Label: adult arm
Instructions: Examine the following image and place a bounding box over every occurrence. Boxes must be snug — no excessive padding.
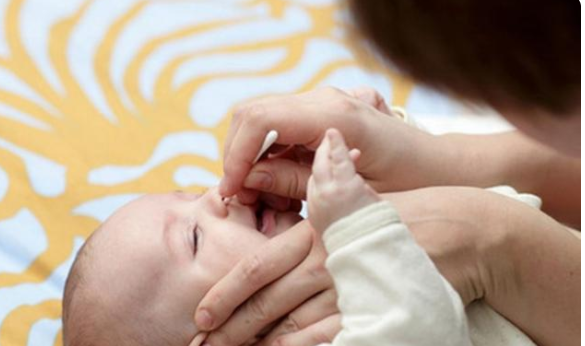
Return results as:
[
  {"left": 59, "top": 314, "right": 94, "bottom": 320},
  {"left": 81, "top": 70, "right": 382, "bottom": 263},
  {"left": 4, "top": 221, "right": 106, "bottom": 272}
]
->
[
  {"left": 195, "top": 186, "right": 580, "bottom": 346},
  {"left": 247, "top": 130, "right": 580, "bottom": 228},
  {"left": 384, "top": 187, "right": 581, "bottom": 346},
  {"left": 437, "top": 131, "right": 581, "bottom": 228},
  {"left": 220, "top": 88, "right": 580, "bottom": 226},
  {"left": 219, "top": 87, "right": 440, "bottom": 200}
]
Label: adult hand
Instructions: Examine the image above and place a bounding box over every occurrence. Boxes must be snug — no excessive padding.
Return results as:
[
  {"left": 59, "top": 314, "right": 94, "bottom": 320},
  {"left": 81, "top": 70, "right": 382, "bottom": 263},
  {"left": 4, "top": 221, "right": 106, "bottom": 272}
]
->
[
  {"left": 264, "top": 186, "right": 579, "bottom": 346},
  {"left": 192, "top": 184, "right": 497, "bottom": 346},
  {"left": 380, "top": 187, "right": 503, "bottom": 305},
  {"left": 258, "top": 187, "right": 501, "bottom": 346},
  {"left": 254, "top": 312, "right": 341, "bottom": 346},
  {"left": 194, "top": 220, "right": 338, "bottom": 346},
  {"left": 382, "top": 186, "right": 580, "bottom": 346},
  {"left": 220, "top": 87, "right": 443, "bottom": 203},
  {"left": 258, "top": 187, "right": 497, "bottom": 346},
  {"left": 194, "top": 184, "right": 579, "bottom": 346}
]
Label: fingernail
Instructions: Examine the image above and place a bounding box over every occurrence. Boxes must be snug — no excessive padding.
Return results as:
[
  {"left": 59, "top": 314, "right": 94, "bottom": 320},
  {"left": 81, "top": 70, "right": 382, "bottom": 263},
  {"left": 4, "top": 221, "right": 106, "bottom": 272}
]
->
[
  {"left": 196, "top": 309, "right": 214, "bottom": 330},
  {"left": 328, "top": 130, "right": 337, "bottom": 142},
  {"left": 245, "top": 171, "right": 273, "bottom": 190}
]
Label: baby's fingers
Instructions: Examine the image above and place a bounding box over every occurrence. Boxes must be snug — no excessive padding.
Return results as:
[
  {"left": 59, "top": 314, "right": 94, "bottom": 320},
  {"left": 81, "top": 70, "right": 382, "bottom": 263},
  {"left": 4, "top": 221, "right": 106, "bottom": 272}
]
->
[
  {"left": 326, "top": 129, "right": 356, "bottom": 182},
  {"left": 311, "top": 132, "right": 332, "bottom": 185},
  {"left": 348, "top": 148, "right": 361, "bottom": 164}
]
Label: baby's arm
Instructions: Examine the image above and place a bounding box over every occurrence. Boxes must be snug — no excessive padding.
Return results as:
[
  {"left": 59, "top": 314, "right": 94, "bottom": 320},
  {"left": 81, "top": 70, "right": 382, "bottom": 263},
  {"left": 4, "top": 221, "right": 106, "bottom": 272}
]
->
[{"left": 308, "top": 129, "right": 473, "bottom": 346}]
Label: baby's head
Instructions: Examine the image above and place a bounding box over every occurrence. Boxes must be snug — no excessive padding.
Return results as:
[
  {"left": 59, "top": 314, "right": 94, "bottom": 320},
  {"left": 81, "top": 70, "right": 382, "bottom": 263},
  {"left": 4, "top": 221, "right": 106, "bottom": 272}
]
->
[{"left": 62, "top": 188, "right": 302, "bottom": 346}]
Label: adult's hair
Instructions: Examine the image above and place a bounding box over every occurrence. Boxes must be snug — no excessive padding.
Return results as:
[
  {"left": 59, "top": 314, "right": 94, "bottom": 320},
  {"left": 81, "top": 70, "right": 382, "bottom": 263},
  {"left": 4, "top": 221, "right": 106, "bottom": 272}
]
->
[{"left": 349, "top": 0, "right": 580, "bottom": 115}]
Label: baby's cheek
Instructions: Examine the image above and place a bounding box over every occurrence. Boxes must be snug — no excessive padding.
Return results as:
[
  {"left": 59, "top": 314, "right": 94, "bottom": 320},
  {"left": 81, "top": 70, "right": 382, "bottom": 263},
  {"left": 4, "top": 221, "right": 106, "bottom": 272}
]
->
[
  {"left": 191, "top": 225, "right": 270, "bottom": 292},
  {"left": 193, "top": 239, "right": 248, "bottom": 284},
  {"left": 188, "top": 260, "right": 223, "bottom": 302},
  {"left": 224, "top": 233, "right": 267, "bottom": 263}
]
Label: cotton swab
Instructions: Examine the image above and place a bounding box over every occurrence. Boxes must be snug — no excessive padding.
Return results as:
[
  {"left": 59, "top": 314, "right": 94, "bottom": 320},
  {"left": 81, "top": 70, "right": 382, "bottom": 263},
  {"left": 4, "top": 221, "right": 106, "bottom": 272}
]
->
[{"left": 253, "top": 130, "right": 279, "bottom": 164}]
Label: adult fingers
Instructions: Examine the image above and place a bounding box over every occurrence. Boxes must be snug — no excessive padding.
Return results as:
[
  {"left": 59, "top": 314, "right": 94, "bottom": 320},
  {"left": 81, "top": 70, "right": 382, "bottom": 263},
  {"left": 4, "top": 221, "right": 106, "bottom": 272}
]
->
[
  {"left": 223, "top": 103, "right": 245, "bottom": 170},
  {"left": 291, "top": 145, "right": 314, "bottom": 166},
  {"left": 272, "top": 314, "right": 342, "bottom": 346},
  {"left": 237, "top": 188, "right": 261, "bottom": 205},
  {"left": 256, "top": 289, "right": 338, "bottom": 346},
  {"left": 223, "top": 95, "right": 285, "bottom": 171},
  {"left": 194, "top": 222, "right": 314, "bottom": 331},
  {"left": 347, "top": 86, "right": 392, "bottom": 115},
  {"left": 221, "top": 87, "right": 367, "bottom": 198},
  {"left": 203, "top": 241, "right": 332, "bottom": 346},
  {"left": 221, "top": 112, "right": 270, "bottom": 197},
  {"left": 257, "top": 193, "right": 303, "bottom": 213},
  {"left": 220, "top": 96, "right": 323, "bottom": 198},
  {"left": 258, "top": 193, "right": 292, "bottom": 212},
  {"left": 244, "top": 159, "right": 312, "bottom": 200}
]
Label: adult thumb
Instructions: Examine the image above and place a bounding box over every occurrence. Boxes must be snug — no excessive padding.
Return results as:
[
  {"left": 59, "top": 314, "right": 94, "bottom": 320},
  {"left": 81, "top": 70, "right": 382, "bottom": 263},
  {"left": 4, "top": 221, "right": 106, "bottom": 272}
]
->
[{"left": 244, "top": 159, "right": 311, "bottom": 200}]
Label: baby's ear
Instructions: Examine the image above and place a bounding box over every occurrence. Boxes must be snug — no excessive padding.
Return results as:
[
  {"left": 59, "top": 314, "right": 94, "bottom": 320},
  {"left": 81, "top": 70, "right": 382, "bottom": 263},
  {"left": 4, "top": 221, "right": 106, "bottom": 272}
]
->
[{"left": 188, "top": 332, "right": 207, "bottom": 346}]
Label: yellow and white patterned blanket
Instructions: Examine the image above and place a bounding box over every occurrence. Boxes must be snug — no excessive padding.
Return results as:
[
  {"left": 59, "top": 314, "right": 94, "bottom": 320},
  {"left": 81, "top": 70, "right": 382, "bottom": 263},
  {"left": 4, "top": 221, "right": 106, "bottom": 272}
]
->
[{"left": 0, "top": 0, "right": 466, "bottom": 345}]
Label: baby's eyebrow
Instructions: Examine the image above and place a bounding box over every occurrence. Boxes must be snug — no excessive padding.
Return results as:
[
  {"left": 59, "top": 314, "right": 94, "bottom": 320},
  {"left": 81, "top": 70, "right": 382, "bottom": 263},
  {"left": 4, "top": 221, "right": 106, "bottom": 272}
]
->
[{"left": 172, "top": 190, "right": 204, "bottom": 201}]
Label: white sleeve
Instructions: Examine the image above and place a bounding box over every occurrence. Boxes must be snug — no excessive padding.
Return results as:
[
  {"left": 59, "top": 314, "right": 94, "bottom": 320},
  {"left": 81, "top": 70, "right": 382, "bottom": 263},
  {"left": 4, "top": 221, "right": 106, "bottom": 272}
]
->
[{"left": 318, "top": 201, "right": 473, "bottom": 346}]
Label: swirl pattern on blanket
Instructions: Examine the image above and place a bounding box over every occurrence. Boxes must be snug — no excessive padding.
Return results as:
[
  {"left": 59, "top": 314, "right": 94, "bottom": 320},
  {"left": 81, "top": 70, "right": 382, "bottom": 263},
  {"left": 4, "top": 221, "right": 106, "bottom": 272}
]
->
[{"left": 0, "top": 0, "right": 417, "bottom": 344}]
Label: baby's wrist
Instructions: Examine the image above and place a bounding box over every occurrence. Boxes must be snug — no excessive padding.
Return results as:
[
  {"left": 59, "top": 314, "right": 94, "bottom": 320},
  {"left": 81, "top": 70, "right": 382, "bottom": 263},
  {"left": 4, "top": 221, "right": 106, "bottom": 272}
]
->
[{"left": 323, "top": 201, "right": 399, "bottom": 253}]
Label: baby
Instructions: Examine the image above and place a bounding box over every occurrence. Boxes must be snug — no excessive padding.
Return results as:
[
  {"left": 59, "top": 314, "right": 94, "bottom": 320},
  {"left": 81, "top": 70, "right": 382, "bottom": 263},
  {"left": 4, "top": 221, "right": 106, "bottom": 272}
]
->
[
  {"left": 62, "top": 185, "right": 305, "bottom": 345},
  {"left": 63, "top": 129, "right": 534, "bottom": 346}
]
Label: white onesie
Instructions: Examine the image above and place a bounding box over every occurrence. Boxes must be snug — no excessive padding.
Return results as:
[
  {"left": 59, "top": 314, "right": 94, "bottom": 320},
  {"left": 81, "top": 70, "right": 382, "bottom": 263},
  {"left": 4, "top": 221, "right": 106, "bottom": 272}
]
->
[{"left": 317, "top": 189, "right": 538, "bottom": 346}]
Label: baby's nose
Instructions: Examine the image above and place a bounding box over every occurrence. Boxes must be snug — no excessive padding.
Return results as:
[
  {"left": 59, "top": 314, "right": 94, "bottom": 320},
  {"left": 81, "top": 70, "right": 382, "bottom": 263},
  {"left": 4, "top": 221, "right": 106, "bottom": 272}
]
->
[{"left": 205, "top": 188, "right": 229, "bottom": 217}]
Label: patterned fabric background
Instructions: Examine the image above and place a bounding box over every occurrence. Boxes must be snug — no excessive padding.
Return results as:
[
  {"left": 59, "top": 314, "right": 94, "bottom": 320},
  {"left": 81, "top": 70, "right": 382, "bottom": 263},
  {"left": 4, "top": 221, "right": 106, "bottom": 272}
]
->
[{"left": 0, "top": 0, "right": 469, "bottom": 345}]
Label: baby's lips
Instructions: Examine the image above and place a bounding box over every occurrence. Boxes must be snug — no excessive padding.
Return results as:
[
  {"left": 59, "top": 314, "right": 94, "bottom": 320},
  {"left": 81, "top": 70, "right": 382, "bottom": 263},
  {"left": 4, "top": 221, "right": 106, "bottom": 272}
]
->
[{"left": 188, "top": 332, "right": 208, "bottom": 346}]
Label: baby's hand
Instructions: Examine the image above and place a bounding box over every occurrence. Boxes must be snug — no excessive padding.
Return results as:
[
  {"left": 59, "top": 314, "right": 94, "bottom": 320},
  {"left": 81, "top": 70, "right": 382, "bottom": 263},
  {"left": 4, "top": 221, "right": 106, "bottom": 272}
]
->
[{"left": 308, "top": 128, "right": 380, "bottom": 233}]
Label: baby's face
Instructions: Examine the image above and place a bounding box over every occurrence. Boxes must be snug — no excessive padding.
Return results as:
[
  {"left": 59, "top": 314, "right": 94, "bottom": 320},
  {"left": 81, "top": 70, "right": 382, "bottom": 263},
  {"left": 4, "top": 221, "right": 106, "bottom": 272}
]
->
[{"left": 85, "top": 188, "right": 302, "bottom": 344}]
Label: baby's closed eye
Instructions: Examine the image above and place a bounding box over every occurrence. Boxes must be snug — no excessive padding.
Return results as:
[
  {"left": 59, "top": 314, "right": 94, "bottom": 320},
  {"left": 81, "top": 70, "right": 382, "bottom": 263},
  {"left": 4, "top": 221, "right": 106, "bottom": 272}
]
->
[{"left": 193, "top": 225, "right": 201, "bottom": 255}]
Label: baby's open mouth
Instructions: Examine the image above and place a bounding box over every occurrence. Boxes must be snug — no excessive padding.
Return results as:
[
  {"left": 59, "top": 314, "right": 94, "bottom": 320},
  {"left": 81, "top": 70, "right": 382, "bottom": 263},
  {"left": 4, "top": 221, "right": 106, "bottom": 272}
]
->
[{"left": 255, "top": 203, "right": 276, "bottom": 236}]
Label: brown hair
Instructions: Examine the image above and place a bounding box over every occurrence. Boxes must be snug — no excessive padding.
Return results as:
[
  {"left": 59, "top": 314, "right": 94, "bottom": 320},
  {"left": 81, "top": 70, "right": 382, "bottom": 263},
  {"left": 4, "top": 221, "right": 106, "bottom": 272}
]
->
[
  {"left": 62, "top": 239, "right": 101, "bottom": 346},
  {"left": 62, "top": 234, "right": 177, "bottom": 346},
  {"left": 349, "top": 0, "right": 580, "bottom": 115}
]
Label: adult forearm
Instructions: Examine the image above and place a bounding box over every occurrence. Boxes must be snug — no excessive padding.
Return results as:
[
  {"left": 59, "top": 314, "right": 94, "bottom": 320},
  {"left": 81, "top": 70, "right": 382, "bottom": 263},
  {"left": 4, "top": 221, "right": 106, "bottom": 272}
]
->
[
  {"left": 483, "top": 204, "right": 581, "bottom": 346},
  {"left": 437, "top": 131, "right": 580, "bottom": 227}
]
